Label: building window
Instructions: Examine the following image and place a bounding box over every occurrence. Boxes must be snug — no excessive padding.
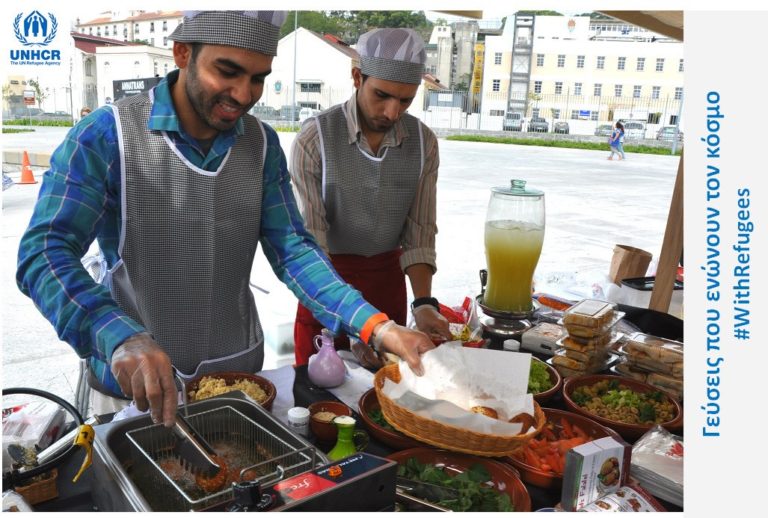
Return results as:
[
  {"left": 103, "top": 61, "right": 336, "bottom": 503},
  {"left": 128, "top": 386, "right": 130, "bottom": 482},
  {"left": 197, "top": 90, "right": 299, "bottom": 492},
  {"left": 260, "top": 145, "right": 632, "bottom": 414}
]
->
[
  {"left": 554, "top": 82, "right": 563, "bottom": 94},
  {"left": 674, "top": 87, "right": 683, "bottom": 100},
  {"left": 594, "top": 83, "right": 602, "bottom": 97},
  {"left": 536, "top": 54, "right": 544, "bottom": 67},
  {"left": 134, "top": 23, "right": 140, "bottom": 34},
  {"left": 490, "top": 109, "right": 505, "bottom": 116},
  {"left": 89, "top": 27, "right": 93, "bottom": 35},
  {"left": 597, "top": 56, "right": 605, "bottom": 69},
  {"left": 670, "top": 115, "right": 679, "bottom": 125},
  {"left": 617, "top": 57, "right": 626, "bottom": 70},
  {"left": 300, "top": 82, "right": 322, "bottom": 93},
  {"left": 577, "top": 55, "right": 585, "bottom": 68},
  {"left": 678, "top": 58, "right": 684, "bottom": 72},
  {"left": 655, "top": 58, "right": 664, "bottom": 72},
  {"left": 633, "top": 85, "right": 642, "bottom": 98},
  {"left": 574, "top": 82, "right": 582, "bottom": 96},
  {"left": 652, "top": 86, "right": 661, "bottom": 99},
  {"left": 534, "top": 81, "right": 542, "bottom": 94},
  {"left": 532, "top": 108, "right": 540, "bottom": 118},
  {"left": 113, "top": 25, "right": 117, "bottom": 33},
  {"left": 591, "top": 112, "right": 599, "bottom": 121},
  {"left": 494, "top": 52, "right": 502, "bottom": 65},
  {"left": 552, "top": 109, "right": 560, "bottom": 119},
  {"left": 163, "top": 37, "right": 168, "bottom": 46},
  {"left": 150, "top": 22, "right": 155, "bottom": 33},
  {"left": 96, "top": 28, "right": 101, "bottom": 36},
  {"left": 636, "top": 57, "right": 645, "bottom": 71},
  {"left": 163, "top": 20, "right": 168, "bottom": 32},
  {"left": 123, "top": 27, "right": 128, "bottom": 37},
  {"left": 153, "top": 61, "right": 158, "bottom": 75},
  {"left": 614, "top": 84, "right": 623, "bottom": 97},
  {"left": 104, "top": 27, "right": 109, "bottom": 36},
  {"left": 571, "top": 109, "right": 580, "bottom": 119},
  {"left": 557, "top": 54, "right": 565, "bottom": 67},
  {"left": 85, "top": 59, "right": 92, "bottom": 77}
]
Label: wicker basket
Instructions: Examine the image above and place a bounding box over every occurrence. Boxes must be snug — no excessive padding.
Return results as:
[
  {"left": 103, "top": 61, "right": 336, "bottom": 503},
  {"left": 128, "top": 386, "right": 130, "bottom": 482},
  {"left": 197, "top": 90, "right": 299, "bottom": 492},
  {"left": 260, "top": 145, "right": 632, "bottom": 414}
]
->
[
  {"left": 374, "top": 363, "right": 545, "bottom": 457},
  {"left": 14, "top": 468, "right": 58, "bottom": 505}
]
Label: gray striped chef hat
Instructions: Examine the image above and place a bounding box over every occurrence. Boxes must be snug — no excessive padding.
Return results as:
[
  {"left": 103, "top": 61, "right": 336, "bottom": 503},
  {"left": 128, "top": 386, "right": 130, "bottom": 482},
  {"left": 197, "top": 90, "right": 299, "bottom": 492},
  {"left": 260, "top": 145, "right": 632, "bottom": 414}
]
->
[
  {"left": 356, "top": 28, "right": 426, "bottom": 85},
  {"left": 169, "top": 11, "right": 287, "bottom": 57}
]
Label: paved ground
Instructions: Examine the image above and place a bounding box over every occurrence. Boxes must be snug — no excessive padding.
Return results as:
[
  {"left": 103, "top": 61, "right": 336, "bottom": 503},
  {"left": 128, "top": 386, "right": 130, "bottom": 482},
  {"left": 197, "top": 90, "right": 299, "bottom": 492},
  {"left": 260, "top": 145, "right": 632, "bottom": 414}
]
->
[{"left": 1, "top": 127, "right": 679, "bottom": 406}]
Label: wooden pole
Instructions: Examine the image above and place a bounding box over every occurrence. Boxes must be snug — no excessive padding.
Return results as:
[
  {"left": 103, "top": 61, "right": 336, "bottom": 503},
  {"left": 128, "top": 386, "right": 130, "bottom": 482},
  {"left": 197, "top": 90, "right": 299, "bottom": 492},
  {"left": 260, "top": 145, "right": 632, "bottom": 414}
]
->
[{"left": 650, "top": 154, "right": 684, "bottom": 313}]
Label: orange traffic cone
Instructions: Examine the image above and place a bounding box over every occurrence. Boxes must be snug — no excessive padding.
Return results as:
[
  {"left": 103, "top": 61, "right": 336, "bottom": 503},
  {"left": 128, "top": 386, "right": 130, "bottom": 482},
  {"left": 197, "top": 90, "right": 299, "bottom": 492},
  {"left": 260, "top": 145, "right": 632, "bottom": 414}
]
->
[{"left": 18, "top": 151, "right": 38, "bottom": 184}]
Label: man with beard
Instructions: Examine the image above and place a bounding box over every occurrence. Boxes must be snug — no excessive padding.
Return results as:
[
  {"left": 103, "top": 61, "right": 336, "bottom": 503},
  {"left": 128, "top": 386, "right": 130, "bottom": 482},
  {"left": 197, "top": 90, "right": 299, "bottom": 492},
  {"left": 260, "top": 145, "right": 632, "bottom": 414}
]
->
[
  {"left": 16, "top": 12, "right": 434, "bottom": 427},
  {"left": 290, "top": 28, "right": 451, "bottom": 367}
]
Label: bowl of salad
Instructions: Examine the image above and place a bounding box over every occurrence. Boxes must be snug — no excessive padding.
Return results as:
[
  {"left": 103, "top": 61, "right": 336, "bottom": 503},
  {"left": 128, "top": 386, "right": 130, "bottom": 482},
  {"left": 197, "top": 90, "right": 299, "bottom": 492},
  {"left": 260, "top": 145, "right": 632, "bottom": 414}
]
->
[
  {"left": 529, "top": 357, "right": 562, "bottom": 405},
  {"left": 562, "top": 374, "right": 683, "bottom": 441},
  {"left": 389, "top": 447, "right": 531, "bottom": 512},
  {"left": 506, "top": 408, "right": 620, "bottom": 489}
]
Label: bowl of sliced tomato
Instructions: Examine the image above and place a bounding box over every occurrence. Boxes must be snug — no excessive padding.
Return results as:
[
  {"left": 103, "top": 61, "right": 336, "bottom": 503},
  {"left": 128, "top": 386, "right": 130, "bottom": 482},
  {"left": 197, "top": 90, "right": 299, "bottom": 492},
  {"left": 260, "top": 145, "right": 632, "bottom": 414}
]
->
[{"left": 505, "top": 408, "right": 620, "bottom": 489}]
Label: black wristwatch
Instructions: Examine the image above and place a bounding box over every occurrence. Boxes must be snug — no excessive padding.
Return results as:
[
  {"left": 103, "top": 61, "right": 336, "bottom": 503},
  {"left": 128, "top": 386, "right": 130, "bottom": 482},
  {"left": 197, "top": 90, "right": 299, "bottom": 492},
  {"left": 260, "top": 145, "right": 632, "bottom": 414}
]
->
[{"left": 411, "top": 296, "right": 440, "bottom": 311}]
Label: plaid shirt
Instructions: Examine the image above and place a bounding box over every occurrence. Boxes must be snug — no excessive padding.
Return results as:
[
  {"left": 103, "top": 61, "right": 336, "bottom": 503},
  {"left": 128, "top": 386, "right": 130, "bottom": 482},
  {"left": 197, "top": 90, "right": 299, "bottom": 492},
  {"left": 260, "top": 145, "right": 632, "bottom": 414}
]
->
[{"left": 16, "top": 71, "right": 380, "bottom": 395}]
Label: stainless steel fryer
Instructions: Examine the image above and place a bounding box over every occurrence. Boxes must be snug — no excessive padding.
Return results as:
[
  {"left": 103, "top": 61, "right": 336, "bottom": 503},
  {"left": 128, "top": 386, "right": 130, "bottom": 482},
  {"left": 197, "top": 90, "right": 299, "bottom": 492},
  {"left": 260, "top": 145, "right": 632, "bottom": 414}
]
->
[{"left": 91, "top": 394, "right": 327, "bottom": 512}]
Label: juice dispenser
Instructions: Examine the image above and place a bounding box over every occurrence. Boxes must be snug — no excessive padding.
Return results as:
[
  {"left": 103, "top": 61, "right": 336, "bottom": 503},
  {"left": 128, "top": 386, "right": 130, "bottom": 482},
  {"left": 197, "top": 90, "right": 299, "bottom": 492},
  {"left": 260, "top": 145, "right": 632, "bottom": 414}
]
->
[{"left": 479, "top": 179, "right": 545, "bottom": 340}]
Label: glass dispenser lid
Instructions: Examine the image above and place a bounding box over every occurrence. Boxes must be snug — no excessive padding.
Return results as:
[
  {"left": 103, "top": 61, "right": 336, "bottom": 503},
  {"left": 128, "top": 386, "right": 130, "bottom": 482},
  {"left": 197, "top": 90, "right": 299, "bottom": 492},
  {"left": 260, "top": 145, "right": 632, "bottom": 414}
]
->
[{"left": 491, "top": 179, "right": 544, "bottom": 197}]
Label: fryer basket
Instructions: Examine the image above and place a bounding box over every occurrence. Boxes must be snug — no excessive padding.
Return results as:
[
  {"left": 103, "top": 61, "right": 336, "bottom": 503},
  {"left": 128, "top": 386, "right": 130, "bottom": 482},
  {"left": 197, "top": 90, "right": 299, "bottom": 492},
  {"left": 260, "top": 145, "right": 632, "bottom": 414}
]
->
[{"left": 125, "top": 405, "right": 317, "bottom": 512}]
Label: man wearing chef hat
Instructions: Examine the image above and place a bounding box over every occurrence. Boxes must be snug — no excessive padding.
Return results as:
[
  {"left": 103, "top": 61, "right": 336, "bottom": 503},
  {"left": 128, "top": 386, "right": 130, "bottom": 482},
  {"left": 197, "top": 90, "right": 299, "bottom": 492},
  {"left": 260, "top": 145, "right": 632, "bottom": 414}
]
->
[
  {"left": 17, "top": 12, "right": 434, "bottom": 428},
  {"left": 290, "top": 28, "right": 451, "bottom": 366}
]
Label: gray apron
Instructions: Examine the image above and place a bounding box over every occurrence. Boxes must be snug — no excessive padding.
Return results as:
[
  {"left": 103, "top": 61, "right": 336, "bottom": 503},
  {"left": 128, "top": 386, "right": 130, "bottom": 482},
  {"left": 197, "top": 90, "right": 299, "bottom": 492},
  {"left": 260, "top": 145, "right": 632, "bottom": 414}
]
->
[
  {"left": 316, "top": 104, "right": 424, "bottom": 256},
  {"left": 105, "top": 92, "right": 265, "bottom": 382}
]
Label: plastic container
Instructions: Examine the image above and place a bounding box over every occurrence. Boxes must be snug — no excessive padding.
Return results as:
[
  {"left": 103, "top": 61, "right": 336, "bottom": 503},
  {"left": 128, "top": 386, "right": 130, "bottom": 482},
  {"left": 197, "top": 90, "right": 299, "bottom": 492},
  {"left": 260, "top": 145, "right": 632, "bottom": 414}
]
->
[
  {"left": 521, "top": 322, "right": 563, "bottom": 356},
  {"left": 503, "top": 339, "right": 521, "bottom": 352},
  {"left": 287, "top": 407, "right": 310, "bottom": 438},
  {"left": 562, "top": 300, "right": 615, "bottom": 329}
]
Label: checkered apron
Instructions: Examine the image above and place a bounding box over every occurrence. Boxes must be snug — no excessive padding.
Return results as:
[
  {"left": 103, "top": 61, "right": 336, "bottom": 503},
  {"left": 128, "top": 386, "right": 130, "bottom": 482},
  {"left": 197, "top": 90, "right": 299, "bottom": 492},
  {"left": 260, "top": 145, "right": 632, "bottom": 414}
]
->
[
  {"left": 109, "top": 93, "right": 265, "bottom": 380},
  {"left": 317, "top": 105, "right": 424, "bottom": 255}
]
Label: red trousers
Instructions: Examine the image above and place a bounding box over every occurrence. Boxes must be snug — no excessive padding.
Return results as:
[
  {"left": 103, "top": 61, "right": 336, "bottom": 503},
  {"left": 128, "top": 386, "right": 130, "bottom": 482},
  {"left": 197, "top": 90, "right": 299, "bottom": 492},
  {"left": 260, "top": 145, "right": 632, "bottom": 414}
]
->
[{"left": 293, "top": 249, "right": 407, "bottom": 366}]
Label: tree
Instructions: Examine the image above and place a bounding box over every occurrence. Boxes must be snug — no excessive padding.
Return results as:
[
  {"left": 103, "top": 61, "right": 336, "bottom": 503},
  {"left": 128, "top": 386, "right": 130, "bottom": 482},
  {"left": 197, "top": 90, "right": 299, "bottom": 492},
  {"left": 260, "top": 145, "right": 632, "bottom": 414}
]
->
[{"left": 27, "top": 79, "right": 48, "bottom": 108}]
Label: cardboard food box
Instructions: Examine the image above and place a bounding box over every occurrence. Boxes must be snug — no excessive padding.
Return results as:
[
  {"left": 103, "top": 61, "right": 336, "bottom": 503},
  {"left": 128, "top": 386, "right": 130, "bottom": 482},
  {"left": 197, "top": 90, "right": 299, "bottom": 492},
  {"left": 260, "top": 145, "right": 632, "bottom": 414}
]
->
[{"left": 561, "top": 436, "right": 632, "bottom": 511}]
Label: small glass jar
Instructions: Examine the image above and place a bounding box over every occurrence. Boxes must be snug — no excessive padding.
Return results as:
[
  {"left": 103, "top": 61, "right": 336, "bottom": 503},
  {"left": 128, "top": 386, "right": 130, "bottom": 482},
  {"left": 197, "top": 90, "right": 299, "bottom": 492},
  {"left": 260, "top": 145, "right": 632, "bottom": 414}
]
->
[{"left": 287, "top": 407, "right": 310, "bottom": 438}]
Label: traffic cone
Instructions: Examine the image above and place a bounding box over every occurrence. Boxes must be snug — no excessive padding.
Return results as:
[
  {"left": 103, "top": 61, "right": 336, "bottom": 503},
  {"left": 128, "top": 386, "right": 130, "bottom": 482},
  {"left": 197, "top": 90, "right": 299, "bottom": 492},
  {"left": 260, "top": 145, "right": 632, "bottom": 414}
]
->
[{"left": 18, "top": 151, "right": 38, "bottom": 184}]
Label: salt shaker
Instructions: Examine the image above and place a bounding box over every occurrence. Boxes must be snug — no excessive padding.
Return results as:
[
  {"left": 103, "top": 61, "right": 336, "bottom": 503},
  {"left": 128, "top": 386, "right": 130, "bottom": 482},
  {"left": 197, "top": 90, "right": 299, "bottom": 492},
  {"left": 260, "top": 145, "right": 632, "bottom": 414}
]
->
[{"left": 287, "top": 407, "right": 310, "bottom": 438}]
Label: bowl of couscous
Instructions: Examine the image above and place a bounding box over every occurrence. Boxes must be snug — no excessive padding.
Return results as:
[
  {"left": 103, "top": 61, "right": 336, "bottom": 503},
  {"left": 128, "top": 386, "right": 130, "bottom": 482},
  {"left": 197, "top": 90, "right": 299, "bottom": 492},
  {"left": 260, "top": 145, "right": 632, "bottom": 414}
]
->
[
  {"left": 562, "top": 374, "right": 682, "bottom": 441},
  {"left": 186, "top": 371, "right": 276, "bottom": 410}
]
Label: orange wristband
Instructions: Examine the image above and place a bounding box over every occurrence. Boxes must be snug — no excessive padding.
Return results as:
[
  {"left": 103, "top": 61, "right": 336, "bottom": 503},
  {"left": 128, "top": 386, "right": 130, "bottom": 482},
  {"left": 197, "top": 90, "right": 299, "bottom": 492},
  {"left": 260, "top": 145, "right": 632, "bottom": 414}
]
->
[{"left": 360, "top": 313, "right": 390, "bottom": 345}]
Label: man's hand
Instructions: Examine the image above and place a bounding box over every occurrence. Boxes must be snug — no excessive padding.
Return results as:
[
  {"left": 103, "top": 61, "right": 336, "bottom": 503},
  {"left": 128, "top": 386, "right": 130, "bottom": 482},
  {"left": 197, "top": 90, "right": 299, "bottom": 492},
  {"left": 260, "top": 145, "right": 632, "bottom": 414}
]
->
[
  {"left": 373, "top": 321, "right": 435, "bottom": 376},
  {"left": 111, "top": 332, "right": 177, "bottom": 427},
  {"left": 412, "top": 305, "right": 451, "bottom": 343}
]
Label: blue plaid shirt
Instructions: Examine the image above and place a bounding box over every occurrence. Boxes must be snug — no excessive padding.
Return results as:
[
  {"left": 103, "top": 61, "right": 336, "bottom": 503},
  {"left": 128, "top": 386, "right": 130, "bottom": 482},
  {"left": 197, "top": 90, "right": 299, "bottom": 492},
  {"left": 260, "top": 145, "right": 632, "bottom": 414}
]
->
[{"left": 16, "top": 70, "right": 379, "bottom": 395}]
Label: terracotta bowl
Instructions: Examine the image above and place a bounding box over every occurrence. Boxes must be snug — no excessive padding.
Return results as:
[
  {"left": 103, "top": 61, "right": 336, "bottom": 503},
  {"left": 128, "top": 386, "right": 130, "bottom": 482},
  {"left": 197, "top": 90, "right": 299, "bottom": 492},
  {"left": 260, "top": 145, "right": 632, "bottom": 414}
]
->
[
  {"left": 185, "top": 371, "right": 276, "bottom": 410},
  {"left": 562, "top": 374, "right": 683, "bottom": 442},
  {"left": 388, "top": 447, "right": 531, "bottom": 512},
  {"left": 307, "top": 400, "right": 353, "bottom": 444},
  {"left": 506, "top": 408, "right": 620, "bottom": 489},
  {"left": 357, "top": 389, "right": 426, "bottom": 451},
  {"left": 530, "top": 357, "right": 563, "bottom": 406}
]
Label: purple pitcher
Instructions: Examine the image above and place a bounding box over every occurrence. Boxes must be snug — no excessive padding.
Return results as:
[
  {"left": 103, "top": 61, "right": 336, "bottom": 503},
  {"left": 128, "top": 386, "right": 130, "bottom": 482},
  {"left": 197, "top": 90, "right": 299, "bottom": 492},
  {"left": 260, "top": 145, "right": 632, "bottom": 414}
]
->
[{"left": 307, "top": 328, "right": 346, "bottom": 388}]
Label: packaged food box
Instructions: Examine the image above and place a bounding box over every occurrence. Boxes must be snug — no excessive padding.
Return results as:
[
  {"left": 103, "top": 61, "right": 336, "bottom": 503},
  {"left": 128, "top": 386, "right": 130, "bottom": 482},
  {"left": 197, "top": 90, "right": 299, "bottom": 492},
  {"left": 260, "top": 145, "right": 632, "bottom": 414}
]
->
[
  {"left": 647, "top": 372, "right": 684, "bottom": 401},
  {"left": 578, "top": 484, "right": 667, "bottom": 512},
  {"left": 612, "top": 361, "right": 649, "bottom": 382},
  {"left": 563, "top": 311, "right": 624, "bottom": 339},
  {"left": 623, "top": 333, "right": 683, "bottom": 377},
  {"left": 561, "top": 436, "right": 632, "bottom": 511},
  {"left": 564, "top": 347, "right": 608, "bottom": 364},
  {"left": 560, "top": 332, "right": 614, "bottom": 349},
  {"left": 521, "top": 322, "right": 564, "bottom": 356},
  {"left": 562, "top": 300, "right": 616, "bottom": 329}
]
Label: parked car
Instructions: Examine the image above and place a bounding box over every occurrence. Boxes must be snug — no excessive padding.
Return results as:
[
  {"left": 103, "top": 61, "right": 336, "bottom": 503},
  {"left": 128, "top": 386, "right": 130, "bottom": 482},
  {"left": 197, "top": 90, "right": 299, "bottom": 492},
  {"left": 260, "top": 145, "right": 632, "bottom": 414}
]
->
[
  {"left": 250, "top": 104, "right": 279, "bottom": 120},
  {"left": 553, "top": 121, "right": 570, "bottom": 134},
  {"left": 594, "top": 124, "right": 613, "bottom": 137},
  {"left": 502, "top": 112, "right": 524, "bottom": 131},
  {"left": 620, "top": 120, "right": 647, "bottom": 140},
  {"left": 527, "top": 117, "right": 549, "bottom": 133},
  {"left": 656, "top": 126, "right": 683, "bottom": 142}
]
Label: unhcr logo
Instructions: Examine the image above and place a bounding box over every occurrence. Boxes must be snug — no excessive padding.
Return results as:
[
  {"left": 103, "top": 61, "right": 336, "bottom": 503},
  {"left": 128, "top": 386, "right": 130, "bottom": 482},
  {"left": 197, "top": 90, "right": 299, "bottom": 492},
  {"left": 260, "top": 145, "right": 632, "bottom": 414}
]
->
[{"left": 9, "top": 11, "right": 61, "bottom": 66}]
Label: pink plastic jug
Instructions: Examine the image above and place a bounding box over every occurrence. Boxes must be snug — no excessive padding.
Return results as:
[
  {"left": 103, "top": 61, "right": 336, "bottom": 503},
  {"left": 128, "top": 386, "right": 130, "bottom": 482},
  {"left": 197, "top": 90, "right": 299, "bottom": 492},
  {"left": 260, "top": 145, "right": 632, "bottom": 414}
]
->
[{"left": 307, "top": 328, "right": 346, "bottom": 388}]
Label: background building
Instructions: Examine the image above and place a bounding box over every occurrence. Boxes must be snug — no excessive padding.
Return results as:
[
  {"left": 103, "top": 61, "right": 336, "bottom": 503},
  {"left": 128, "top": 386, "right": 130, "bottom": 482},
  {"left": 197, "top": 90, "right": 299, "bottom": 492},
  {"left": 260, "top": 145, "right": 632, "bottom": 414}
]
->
[
  {"left": 76, "top": 11, "right": 182, "bottom": 49},
  {"left": 480, "top": 14, "right": 684, "bottom": 136}
]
